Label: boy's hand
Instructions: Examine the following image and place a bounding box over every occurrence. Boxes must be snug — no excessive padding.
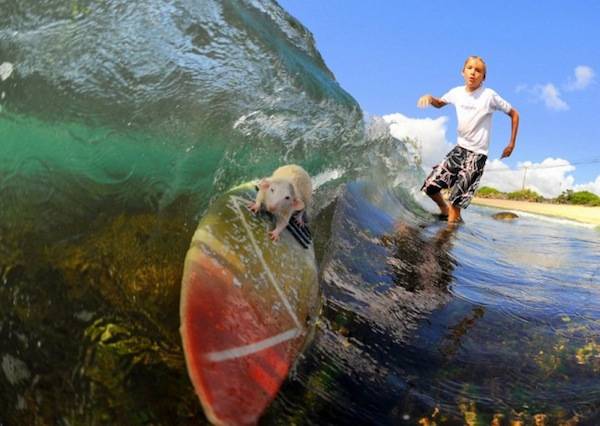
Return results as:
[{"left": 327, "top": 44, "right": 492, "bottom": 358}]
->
[
  {"left": 417, "top": 94, "right": 446, "bottom": 109},
  {"left": 417, "top": 95, "right": 433, "bottom": 108},
  {"left": 500, "top": 145, "right": 514, "bottom": 159}
]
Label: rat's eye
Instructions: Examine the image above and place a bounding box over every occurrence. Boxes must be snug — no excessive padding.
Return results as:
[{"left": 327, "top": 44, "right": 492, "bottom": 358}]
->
[
  {"left": 285, "top": 196, "right": 290, "bottom": 200},
  {"left": 270, "top": 188, "right": 274, "bottom": 192}
]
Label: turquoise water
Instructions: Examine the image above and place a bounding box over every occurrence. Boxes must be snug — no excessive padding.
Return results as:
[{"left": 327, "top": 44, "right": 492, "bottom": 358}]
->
[
  {"left": 1, "top": 1, "right": 600, "bottom": 424},
  {"left": 0, "top": 0, "right": 368, "bottom": 230}
]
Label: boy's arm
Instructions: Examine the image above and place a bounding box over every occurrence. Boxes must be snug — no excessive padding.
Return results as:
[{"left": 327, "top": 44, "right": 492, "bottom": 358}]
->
[
  {"left": 417, "top": 94, "right": 447, "bottom": 109},
  {"left": 500, "top": 108, "right": 520, "bottom": 159}
]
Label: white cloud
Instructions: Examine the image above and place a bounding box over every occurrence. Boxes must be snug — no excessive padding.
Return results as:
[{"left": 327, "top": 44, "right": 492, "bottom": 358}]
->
[
  {"left": 516, "top": 65, "right": 597, "bottom": 111},
  {"left": 515, "top": 84, "right": 528, "bottom": 94},
  {"left": 574, "top": 174, "right": 600, "bottom": 195},
  {"left": 536, "top": 83, "right": 569, "bottom": 111},
  {"left": 516, "top": 83, "right": 569, "bottom": 111},
  {"left": 566, "top": 65, "right": 595, "bottom": 91},
  {"left": 381, "top": 112, "right": 600, "bottom": 198},
  {"left": 382, "top": 113, "right": 453, "bottom": 168},
  {"left": 481, "top": 158, "right": 580, "bottom": 198}
]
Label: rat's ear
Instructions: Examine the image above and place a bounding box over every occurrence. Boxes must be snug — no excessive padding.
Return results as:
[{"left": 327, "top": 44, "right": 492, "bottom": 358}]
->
[
  {"left": 292, "top": 197, "right": 305, "bottom": 211},
  {"left": 259, "top": 178, "right": 270, "bottom": 190}
]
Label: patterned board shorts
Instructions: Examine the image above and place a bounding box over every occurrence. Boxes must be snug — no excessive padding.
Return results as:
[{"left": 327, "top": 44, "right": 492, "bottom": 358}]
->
[{"left": 421, "top": 145, "right": 487, "bottom": 209}]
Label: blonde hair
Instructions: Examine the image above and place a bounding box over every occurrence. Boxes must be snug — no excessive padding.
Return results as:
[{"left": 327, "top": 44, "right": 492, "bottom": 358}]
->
[{"left": 462, "top": 56, "right": 487, "bottom": 79}]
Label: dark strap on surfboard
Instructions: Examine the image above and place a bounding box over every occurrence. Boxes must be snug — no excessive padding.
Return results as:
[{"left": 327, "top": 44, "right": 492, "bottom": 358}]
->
[
  {"left": 254, "top": 210, "right": 312, "bottom": 249},
  {"left": 258, "top": 210, "right": 311, "bottom": 249},
  {"left": 286, "top": 211, "right": 312, "bottom": 249}
]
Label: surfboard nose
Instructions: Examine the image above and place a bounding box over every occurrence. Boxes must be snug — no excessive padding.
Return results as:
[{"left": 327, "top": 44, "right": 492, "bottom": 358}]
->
[{"left": 180, "top": 183, "right": 320, "bottom": 425}]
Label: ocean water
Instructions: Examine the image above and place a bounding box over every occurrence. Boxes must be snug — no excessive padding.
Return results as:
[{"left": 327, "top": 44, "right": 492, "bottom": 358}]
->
[
  {"left": 1, "top": 1, "right": 599, "bottom": 424},
  {"left": 265, "top": 182, "right": 600, "bottom": 425}
]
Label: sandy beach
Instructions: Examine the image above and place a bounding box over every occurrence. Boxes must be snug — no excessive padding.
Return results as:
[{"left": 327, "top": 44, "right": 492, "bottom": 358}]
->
[{"left": 472, "top": 197, "right": 600, "bottom": 226}]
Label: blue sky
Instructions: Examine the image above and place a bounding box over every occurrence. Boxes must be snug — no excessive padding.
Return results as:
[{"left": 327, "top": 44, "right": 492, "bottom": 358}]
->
[{"left": 279, "top": 0, "right": 600, "bottom": 196}]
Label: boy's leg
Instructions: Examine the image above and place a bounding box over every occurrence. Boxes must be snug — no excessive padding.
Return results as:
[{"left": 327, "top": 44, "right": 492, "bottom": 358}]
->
[
  {"left": 448, "top": 150, "right": 487, "bottom": 220},
  {"left": 428, "top": 191, "right": 449, "bottom": 216},
  {"left": 421, "top": 146, "right": 462, "bottom": 218},
  {"left": 448, "top": 203, "right": 461, "bottom": 223}
]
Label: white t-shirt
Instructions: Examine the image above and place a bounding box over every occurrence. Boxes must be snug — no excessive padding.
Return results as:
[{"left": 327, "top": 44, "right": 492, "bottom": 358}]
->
[{"left": 441, "top": 85, "right": 512, "bottom": 155}]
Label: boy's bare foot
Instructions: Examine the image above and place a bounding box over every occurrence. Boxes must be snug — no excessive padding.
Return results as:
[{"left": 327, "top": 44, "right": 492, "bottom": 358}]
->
[
  {"left": 429, "top": 192, "right": 449, "bottom": 216},
  {"left": 447, "top": 204, "right": 462, "bottom": 223}
]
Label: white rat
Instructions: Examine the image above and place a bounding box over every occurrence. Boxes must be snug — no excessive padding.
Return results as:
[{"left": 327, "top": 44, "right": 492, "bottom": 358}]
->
[{"left": 248, "top": 164, "right": 313, "bottom": 241}]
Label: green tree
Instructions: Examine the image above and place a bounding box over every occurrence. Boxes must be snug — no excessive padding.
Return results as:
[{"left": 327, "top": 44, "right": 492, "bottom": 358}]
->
[
  {"left": 556, "top": 190, "right": 574, "bottom": 204},
  {"left": 507, "top": 189, "right": 543, "bottom": 202},
  {"left": 557, "top": 190, "right": 600, "bottom": 206},
  {"left": 477, "top": 186, "right": 504, "bottom": 198}
]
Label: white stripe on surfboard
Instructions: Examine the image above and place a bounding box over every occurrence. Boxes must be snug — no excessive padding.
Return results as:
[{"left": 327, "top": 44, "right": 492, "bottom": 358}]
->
[
  {"left": 230, "top": 195, "right": 302, "bottom": 329},
  {"left": 205, "top": 328, "right": 302, "bottom": 362}
]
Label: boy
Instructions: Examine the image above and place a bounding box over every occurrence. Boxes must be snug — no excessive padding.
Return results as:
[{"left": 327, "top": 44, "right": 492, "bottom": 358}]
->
[{"left": 417, "top": 56, "right": 519, "bottom": 223}]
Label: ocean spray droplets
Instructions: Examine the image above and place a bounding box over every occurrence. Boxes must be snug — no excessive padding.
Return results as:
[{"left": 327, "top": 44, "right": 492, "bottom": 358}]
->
[
  {"left": 0, "top": 62, "right": 13, "bottom": 81},
  {"left": 0, "top": 62, "right": 13, "bottom": 112}
]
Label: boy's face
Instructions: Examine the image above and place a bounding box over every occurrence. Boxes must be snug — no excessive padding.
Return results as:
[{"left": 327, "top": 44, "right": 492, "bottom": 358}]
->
[{"left": 462, "top": 58, "right": 485, "bottom": 91}]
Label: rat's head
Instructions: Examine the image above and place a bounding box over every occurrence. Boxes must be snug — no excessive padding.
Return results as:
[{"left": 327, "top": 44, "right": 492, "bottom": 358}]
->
[{"left": 260, "top": 178, "right": 304, "bottom": 215}]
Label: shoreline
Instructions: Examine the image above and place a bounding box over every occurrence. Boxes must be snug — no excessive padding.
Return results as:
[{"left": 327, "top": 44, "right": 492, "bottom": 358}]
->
[{"left": 471, "top": 197, "right": 600, "bottom": 226}]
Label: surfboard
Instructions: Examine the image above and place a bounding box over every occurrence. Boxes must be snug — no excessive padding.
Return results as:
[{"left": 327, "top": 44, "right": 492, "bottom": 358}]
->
[{"left": 180, "top": 182, "right": 320, "bottom": 425}]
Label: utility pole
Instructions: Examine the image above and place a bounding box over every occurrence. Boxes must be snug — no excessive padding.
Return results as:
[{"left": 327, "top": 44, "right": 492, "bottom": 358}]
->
[{"left": 521, "top": 167, "right": 528, "bottom": 190}]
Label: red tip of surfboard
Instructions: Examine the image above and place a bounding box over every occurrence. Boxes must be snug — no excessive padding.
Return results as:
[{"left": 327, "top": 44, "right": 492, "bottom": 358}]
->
[{"left": 180, "top": 252, "right": 298, "bottom": 425}]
